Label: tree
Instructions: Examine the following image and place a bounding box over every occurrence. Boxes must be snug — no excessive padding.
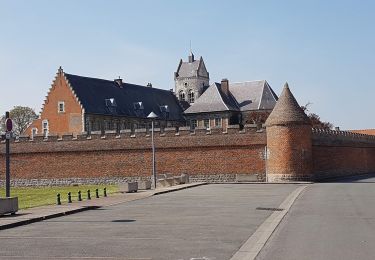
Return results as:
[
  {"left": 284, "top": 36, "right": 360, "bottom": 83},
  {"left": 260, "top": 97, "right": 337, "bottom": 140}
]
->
[
  {"left": 301, "top": 103, "right": 333, "bottom": 130},
  {"left": 245, "top": 111, "right": 271, "bottom": 124},
  {"left": 0, "top": 106, "right": 38, "bottom": 136}
]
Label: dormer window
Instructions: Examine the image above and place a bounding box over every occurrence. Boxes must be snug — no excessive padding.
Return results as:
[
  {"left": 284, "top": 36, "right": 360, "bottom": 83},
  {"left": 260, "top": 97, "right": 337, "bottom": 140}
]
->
[
  {"left": 105, "top": 98, "right": 117, "bottom": 107},
  {"left": 159, "top": 105, "right": 169, "bottom": 113},
  {"left": 58, "top": 101, "right": 65, "bottom": 113},
  {"left": 133, "top": 102, "right": 144, "bottom": 110}
]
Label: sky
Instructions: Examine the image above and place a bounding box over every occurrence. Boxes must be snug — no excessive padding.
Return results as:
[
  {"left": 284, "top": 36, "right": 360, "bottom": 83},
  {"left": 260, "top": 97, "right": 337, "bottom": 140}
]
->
[{"left": 0, "top": 0, "right": 374, "bottom": 130}]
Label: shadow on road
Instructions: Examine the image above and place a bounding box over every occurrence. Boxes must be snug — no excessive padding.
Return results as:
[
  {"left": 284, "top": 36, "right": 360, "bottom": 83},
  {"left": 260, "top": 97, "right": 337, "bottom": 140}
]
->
[{"left": 320, "top": 173, "right": 375, "bottom": 183}]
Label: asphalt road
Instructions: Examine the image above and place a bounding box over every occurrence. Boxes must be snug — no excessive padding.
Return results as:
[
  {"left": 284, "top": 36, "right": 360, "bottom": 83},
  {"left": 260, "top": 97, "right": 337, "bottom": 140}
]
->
[
  {"left": 0, "top": 184, "right": 298, "bottom": 260},
  {"left": 257, "top": 175, "right": 375, "bottom": 260}
]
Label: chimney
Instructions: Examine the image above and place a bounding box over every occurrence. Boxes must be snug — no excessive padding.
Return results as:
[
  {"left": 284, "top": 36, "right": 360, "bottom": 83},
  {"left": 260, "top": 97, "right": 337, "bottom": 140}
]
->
[
  {"left": 147, "top": 82, "right": 153, "bottom": 88},
  {"left": 188, "top": 52, "right": 195, "bottom": 63},
  {"left": 221, "top": 78, "right": 229, "bottom": 96},
  {"left": 335, "top": 127, "right": 340, "bottom": 131},
  {"left": 114, "top": 77, "right": 123, "bottom": 87}
]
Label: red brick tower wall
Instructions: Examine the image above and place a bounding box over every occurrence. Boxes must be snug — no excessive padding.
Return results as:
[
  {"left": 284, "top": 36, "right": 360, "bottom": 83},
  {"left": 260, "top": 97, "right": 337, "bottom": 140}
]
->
[
  {"left": 266, "top": 124, "right": 313, "bottom": 181},
  {"left": 265, "top": 83, "right": 313, "bottom": 182}
]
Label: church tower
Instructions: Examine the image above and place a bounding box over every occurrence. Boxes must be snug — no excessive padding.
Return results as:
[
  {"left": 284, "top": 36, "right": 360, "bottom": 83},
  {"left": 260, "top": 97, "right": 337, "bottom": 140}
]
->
[{"left": 174, "top": 52, "right": 209, "bottom": 105}]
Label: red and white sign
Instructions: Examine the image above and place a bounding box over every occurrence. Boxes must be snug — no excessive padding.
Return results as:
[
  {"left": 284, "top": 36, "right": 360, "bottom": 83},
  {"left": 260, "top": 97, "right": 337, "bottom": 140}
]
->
[{"left": 5, "top": 118, "right": 13, "bottom": 132}]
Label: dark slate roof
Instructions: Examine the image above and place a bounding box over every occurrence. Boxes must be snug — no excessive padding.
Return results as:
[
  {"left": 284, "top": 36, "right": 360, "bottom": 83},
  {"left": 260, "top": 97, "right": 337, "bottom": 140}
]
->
[
  {"left": 265, "top": 83, "right": 310, "bottom": 126},
  {"left": 184, "top": 83, "right": 238, "bottom": 114},
  {"left": 176, "top": 58, "right": 201, "bottom": 78},
  {"left": 64, "top": 73, "right": 184, "bottom": 121},
  {"left": 229, "top": 80, "right": 278, "bottom": 111}
]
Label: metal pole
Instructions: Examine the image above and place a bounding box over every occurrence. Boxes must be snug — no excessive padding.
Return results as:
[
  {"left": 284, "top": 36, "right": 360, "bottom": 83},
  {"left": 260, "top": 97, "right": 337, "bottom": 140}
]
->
[
  {"left": 151, "top": 120, "right": 156, "bottom": 189},
  {"left": 5, "top": 111, "right": 10, "bottom": 197}
]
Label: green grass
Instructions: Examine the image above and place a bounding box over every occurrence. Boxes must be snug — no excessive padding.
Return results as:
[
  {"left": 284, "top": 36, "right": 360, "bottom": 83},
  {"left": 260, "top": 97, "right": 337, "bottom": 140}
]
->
[{"left": 0, "top": 185, "right": 119, "bottom": 209}]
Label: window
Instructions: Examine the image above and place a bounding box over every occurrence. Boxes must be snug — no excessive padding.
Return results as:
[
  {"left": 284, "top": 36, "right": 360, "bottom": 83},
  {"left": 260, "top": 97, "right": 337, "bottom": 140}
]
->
[
  {"left": 203, "top": 119, "right": 210, "bottom": 129},
  {"left": 58, "top": 101, "right": 65, "bottom": 113},
  {"left": 179, "top": 91, "right": 185, "bottom": 101},
  {"left": 104, "top": 121, "right": 112, "bottom": 130},
  {"left": 184, "top": 82, "right": 188, "bottom": 86},
  {"left": 160, "top": 105, "right": 169, "bottom": 113},
  {"left": 105, "top": 98, "right": 117, "bottom": 107},
  {"left": 42, "top": 120, "right": 49, "bottom": 137},
  {"left": 31, "top": 128, "right": 38, "bottom": 138},
  {"left": 133, "top": 102, "right": 144, "bottom": 110},
  {"left": 215, "top": 117, "right": 222, "bottom": 127},
  {"left": 191, "top": 119, "right": 197, "bottom": 130},
  {"left": 188, "top": 90, "right": 195, "bottom": 103}
]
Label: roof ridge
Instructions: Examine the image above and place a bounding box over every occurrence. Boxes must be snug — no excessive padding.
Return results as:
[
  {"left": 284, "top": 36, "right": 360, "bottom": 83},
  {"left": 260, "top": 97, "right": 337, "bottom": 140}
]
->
[
  {"left": 215, "top": 83, "right": 230, "bottom": 111},
  {"left": 230, "top": 79, "right": 265, "bottom": 84}
]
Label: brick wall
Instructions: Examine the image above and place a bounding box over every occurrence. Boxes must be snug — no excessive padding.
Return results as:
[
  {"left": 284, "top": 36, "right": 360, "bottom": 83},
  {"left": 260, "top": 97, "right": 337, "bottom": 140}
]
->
[
  {"left": 312, "top": 129, "right": 375, "bottom": 180},
  {"left": 0, "top": 125, "right": 267, "bottom": 186},
  {"left": 2, "top": 125, "right": 375, "bottom": 186}
]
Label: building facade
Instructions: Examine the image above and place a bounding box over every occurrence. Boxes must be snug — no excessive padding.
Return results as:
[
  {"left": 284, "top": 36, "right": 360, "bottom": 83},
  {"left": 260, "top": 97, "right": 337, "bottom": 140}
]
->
[
  {"left": 184, "top": 78, "right": 278, "bottom": 129},
  {"left": 25, "top": 67, "right": 185, "bottom": 137}
]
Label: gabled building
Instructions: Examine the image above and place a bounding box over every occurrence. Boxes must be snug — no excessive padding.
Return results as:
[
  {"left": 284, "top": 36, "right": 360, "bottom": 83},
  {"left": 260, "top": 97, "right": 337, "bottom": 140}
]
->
[
  {"left": 25, "top": 67, "right": 185, "bottom": 137},
  {"left": 184, "top": 79, "right": 278, "bottom": 129}
]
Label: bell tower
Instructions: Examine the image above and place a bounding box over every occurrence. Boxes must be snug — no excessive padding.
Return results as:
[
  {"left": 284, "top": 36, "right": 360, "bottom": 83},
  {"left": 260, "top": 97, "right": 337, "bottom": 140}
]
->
[{"left": 174, "top": 52, "right": 209, "bottom": 106}]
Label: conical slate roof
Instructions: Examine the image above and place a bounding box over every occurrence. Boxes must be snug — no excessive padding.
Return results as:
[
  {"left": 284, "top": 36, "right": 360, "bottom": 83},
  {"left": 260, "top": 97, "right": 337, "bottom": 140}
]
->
[{"left": 265, "top": 83, "right": 310, "bottom": 127}]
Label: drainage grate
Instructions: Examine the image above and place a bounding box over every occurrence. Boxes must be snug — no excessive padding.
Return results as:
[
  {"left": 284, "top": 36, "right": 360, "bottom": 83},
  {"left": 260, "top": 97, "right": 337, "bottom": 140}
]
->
[{"left": 256, "top": 207, "right": 284, "bottom": 211}]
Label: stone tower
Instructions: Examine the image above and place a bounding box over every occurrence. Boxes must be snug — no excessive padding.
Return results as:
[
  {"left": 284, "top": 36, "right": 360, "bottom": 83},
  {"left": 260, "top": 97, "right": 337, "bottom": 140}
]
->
[
  {"left": 265, "top": 83, "right": 313, "bottom": 182},
  {"left": 174, "top": 52, "right": 209, "bottom": 105}
]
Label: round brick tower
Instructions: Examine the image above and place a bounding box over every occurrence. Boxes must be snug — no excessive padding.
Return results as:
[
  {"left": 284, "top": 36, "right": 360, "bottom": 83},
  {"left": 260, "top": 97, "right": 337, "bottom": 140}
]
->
[{"left": 265, "top": 83, "right": 313, "bottom": 182}]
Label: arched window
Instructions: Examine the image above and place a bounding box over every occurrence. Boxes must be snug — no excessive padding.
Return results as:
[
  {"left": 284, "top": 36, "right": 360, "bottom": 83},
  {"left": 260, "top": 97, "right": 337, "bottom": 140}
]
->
[
  {"left": 188, "top": 90, "right": 195, "bottom": 103},
  {"left": 179, "top": 90, "right": 185, "bottom": 101}
]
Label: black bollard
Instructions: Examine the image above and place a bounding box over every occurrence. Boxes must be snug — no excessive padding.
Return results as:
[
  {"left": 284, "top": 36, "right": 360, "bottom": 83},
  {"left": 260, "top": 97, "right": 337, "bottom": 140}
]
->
[
  {"left": 68, "top": 192, "right": 72, "bottom": 203},
  {"left": 95, "top": 188, "right": 99, "bottom": 198},
  {"left": 87, "top": 190, "right": 91, "bottom": 200},
  {"left": 78, "top": 190, "right": 82, "bottom": 201},
  {"left": 57, "top": 193, "right": 61, "bottom": 205},
  {"left": 103, "top": 187, "right": 107, "bottom": 197}
]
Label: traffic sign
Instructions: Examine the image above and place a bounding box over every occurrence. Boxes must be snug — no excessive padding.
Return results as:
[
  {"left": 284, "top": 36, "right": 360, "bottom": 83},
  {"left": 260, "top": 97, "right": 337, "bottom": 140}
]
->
[
  {"left": 5, "top": 118, "right": 13, "bottom": 132},
  {"left": 5, "top": 132, "right": 11, "bottom": 140}
]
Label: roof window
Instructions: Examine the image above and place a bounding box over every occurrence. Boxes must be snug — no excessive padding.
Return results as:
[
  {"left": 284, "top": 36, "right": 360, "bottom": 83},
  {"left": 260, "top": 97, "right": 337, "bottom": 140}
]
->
[
  {"left": 159, "top": 105, "right": 169, "bottom": 113},
  {"left": 105, "top": 98, "right": 117, "bottom": 107},
  {"left": 133, "top": 102, "right": 144, "bottom": 110}
]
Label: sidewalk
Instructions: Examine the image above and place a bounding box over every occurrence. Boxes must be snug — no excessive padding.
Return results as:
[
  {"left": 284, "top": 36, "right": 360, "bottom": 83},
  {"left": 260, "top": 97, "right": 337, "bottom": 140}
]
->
[{"left": 0, "top": 182, "right": 207, "bottom": 230}]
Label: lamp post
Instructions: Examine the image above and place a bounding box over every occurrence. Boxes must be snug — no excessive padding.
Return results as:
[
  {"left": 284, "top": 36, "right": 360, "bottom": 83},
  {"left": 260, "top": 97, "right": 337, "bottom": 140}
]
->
[
  {"left": 5, "top": 112, "right": 12, "bottom": 197},
  {"left": 147, "top": 112, "right": 158, "bottom": 189}
]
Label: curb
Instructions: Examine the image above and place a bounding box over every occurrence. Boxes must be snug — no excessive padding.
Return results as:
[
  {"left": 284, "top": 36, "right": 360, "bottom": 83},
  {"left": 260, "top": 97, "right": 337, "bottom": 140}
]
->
[
  {"left": 210, "top": 182, "right": 314, "bottom": 185},
  {"left": 153, "top": 182, "right": 208, "bottom": 195},
  {"left": 0, "top": 206, "right": 99, "bottom": 231},
  {"left": 229, "top": 185, "right": 307, "bottom": 260}
]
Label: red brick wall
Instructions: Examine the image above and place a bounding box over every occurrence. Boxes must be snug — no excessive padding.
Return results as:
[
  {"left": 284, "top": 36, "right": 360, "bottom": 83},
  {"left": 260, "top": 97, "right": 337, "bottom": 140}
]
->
[
  {"left": 312, "top": 130, "right": 375, "bottom": 180},
  {"left": 0, "top": 127, "right": 267, "bottom": 184}
]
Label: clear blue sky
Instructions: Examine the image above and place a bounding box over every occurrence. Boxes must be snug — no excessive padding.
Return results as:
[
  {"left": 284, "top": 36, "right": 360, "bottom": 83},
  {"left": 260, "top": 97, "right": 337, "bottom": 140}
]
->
[{"left": 0, "top": 0, "right": 374, "bottom": 129}]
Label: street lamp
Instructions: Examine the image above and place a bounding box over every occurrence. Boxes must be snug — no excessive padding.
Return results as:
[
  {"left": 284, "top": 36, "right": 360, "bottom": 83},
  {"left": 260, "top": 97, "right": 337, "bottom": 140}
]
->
[{"left": 147, "top": 112, "right": 158, "bottom": 189}]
